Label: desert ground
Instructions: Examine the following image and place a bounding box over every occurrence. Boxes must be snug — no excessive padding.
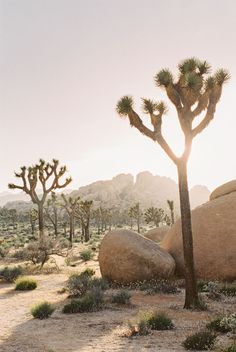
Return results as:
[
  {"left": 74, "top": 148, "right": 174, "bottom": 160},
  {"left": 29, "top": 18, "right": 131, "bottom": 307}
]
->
[{"left": 0, "top": 247, "right": 235, "bottom": 352}]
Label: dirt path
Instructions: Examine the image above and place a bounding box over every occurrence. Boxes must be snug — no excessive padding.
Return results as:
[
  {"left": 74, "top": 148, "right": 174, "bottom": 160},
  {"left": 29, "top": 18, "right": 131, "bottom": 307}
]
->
[{"left": 0, "top": 262, "right": 235, "bottom": 352}]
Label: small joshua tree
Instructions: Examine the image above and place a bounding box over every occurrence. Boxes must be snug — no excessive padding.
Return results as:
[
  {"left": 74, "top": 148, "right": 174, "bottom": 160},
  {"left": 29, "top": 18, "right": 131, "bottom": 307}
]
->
[
  {"left": 61, "top": 194, "right": 80, "bottom": 245},
  {"left": 44, "top": 192, "right": 60, "bottom": 236},
  {"left": 76, "top": 200, "right": 93, "bottom": 242},
  {"left": 29, "top": 208, "right": 38, "bottom": 235},
  {"left": 167, "top": 200, "right": 175, "bottom": 225},
  {"left": 117, "top": 58, "right": 229, "bottom": 309},
  {"left": 144, "top": 207, "right": 165, "bottom": 228},
  {"left": 9, "top": 159, "right": 72, "bottom": 239},
  {"left": 129, "top": 203, "right": 142, "bottom": 233}
]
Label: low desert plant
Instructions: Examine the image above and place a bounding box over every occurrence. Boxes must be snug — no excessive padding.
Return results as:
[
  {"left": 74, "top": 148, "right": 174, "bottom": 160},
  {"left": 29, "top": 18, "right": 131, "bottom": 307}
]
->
[
  {"left": 0, "top": 265, "right": 23, "bottom": 282},
  {"left": 219, "top": 283, "right": 236, "bottom": 297},
  {"left": 206, "top": 316, "right": 231, "bottom": 333},
  {"left": 139, "top": 278, "right": 179, "bottom": 294},
  {"left": 67, "top": 273, "right": 108, "bottom": 297},
  {"left": 80, "top": 249, "right": 93, "bottom": 261},
  {"left": 111, "top": 290, "right": 131, "bottom": 305},
  {"left": 63, "top": 288, "right": 104, "bottom": 313},
  {"left": 182, "top": 331, "right": 216, "bottom": 350},
  {"left": 141, "top": 310, "right": 174, "bottom": 330},
  {"left": 15, "top": 277, "right": 38, "bottom": 291},
  {"left": 31, "top": 301, "right": 54, "bottom": 319},
  {"left": 219, "top": 345, "right": 236, "bottom": 352}
]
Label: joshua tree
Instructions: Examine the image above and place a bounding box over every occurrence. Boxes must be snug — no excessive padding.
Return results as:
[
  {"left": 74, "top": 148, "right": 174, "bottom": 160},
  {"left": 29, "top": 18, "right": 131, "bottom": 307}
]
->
[
  {"left": 167, "top": 200, "right": 175, "bottom": 225},
  {"left": 76, "top": 200, "right": 93, "bottom": 242},
  {"left": 128, "top": 202, "right": 142, "bottom": 233},
  {"left": 44, "top": 192, "right": 60, "bottom": 236},
  {"left": 8, "top": 159, "right": 72, "bottom": 239},
  {"left": 61, "top": 194, "right": 80, "bottom": 245},
  {"left": 116, "top": 58, "right": 229, "bottom": 309},
  {"left": 29, "top": 208, "right": 38, "bottom": 235},
  {"left": 144, "top": 207, "right": 165, "bottom": 228}
]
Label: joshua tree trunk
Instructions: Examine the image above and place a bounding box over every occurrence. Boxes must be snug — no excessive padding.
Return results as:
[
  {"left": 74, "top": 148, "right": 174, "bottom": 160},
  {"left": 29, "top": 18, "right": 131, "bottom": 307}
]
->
[
  {"left": 137, "top": 218, "right": 140, "bottom": 233},
  {"left": 38, "top": 204, "right": 44, "bottom": 239},
  {"left": 177, "top": 160, "right": 198, "bottom": 308},
  {"left": 84, "top": 224, "right": 90, "bottom": 242},
  {"left": 53, "top": 205, "right": 58, "bottom": 236},
  {"left": 69, "top": 216, "right": 74, "bottom": 245}
]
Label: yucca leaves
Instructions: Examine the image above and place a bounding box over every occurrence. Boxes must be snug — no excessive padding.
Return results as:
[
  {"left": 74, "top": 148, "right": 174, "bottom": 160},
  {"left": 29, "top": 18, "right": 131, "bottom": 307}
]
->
[
  {"left": 184, "top": 72, "right": 202, "bottom": 91},
  {"left": 197, "top": 60, "right": 211, "bottom": 75},
  {"left": 142, "top": 99, "right": 168, "bottom": 115},
  {"left": 178, "top": 58, "right": 198, "bottom": 74},
  {"left": 142, "top": 98, "right": 156, "bottom": 114},
  {"left": 154, "top": 69, "right": 173, "bottom": 87},
  {"left": 214, "top": 69, "right": 230, "bottom": 85},
  {"left": 205, "top": 76, "right": 215, "bottom": 91},
  {"left": 116, "top": 96, "right": 133, "bottom": 116}
]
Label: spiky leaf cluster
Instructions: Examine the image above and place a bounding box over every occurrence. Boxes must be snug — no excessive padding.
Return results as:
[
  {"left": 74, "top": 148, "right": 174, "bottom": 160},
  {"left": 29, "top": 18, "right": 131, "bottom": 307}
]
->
[
  {"left": 116, "top": 96, "right": 133, "bottom": 116},
  {"left": 142, "top": 98, "right": 168, "bottom": 115}
]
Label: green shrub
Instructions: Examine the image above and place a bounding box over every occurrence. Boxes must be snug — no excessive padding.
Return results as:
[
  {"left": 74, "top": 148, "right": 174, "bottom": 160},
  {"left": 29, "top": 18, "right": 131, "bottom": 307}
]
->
[
  {"left": 63, "top": 288, "right": 104, "bottom": 314},
  {"left": 15, "top": 277, "right": 38, "bottom": 291},
  {"left": 139, "top": 279, "right": 179, "bottom": 294},
  {"left": 0, "top": 266, "right": 23, "bottom": 282},
  {"left": 111, "top": 290, "right": 131, "bottom": 305},
  {"left": 31, "top": 301, "right": 54, "bottom": 319},
  {"left": 142, "top": 311, "right": 174, "bottom": 330},
  {"left": 80, "top": 249, "right": 93, "bottom": 261},
  {"left": 182, "top": 331, "right": 216, "bottom": 350},
  {"left": 67, "top": 273, "right": 108, "bottom": 297},
  {"left": 219, "top": 345, "right": 236, "bottom": 352},
  {"left": 206, "top": 316, "right": 231, "bottom": 333},
  {"left": 219, "top": 282, "right": 236, "bottom": 297},
  {"left": 81, "top": 268, "right": 95, "bottom": 277}
]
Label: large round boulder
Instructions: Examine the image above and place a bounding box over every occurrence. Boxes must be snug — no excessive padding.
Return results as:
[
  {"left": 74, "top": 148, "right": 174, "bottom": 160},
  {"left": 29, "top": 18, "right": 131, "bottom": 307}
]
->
[
  {"left": 210, "top": 179, "right": 236, "bottom": 201},
  {"left": 144, "top": 226, "right": 169, "bottom": 243},
  {"left": 99, "top": 229, "right": 175, "bottom": 283},
  {"left": 161, "top": 190, "right": 236, "bottom": 281}
]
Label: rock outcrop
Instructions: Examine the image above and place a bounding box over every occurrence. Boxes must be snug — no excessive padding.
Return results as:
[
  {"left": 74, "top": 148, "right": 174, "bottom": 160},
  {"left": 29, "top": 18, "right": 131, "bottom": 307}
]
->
[
  {"left": 161, "top": 187, "right": 236, "bottom": 281},
  {"left": 210, "top": 180, "right": 236, "bottom": 201},
  {"left": 99, "top": 229, "right": 175, "bottom": 283},
  {"left": 144, "top": 226, "right": 169, "bottom": 243}
]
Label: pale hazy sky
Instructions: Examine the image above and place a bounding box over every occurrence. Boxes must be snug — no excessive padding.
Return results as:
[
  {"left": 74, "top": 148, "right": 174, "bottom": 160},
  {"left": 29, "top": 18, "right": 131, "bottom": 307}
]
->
[{"left": 0, "top": 0, "right": 236, "bottom": 193}]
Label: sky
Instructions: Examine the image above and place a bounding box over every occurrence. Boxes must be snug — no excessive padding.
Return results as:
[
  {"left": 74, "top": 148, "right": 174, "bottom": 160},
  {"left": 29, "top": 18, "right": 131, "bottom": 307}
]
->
[{"left": 0, "top": 0, "right": 236, "bottom": 193}]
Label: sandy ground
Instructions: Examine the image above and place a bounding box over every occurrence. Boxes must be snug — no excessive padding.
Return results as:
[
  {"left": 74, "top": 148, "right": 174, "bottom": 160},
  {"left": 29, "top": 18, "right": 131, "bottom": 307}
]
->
[{"left": 0, "top": 257, "right": 235, "bottom": 352}]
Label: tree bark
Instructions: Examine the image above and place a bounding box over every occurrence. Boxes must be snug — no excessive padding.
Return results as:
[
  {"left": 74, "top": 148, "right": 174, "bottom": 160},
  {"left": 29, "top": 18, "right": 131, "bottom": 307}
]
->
[
  {"left": 69, "top": 216, "right": 74, "bottom": 245},
  {"left": 177, "top": 160, "right": 199, "bottom": 308},
  {"left": 38, "top": 204, "right": 44, "bottom": 239},
  {"left": 84, "top": 224, "right": 90, "bottom": 242}
]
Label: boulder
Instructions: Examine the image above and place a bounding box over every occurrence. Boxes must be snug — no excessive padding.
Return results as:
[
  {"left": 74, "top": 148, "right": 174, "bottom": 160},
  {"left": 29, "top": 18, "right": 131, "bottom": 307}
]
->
[
  {"left": 161, "top": 191, "right": 236, "bottom": 281},
  {"left": 99, "top": 229, "right": 175, "bottom": 283},
  {"left": 210, "top": 179, "right": 236, "bottom": 201},
  {"left": 144, "top": 226, "right": 169, "bottom": 243}
]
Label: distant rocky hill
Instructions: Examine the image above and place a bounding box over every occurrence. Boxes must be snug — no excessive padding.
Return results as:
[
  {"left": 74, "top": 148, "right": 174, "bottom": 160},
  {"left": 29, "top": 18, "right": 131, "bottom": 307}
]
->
[{"left": 1, "top": 171, "right": 210, "bottom": 212}]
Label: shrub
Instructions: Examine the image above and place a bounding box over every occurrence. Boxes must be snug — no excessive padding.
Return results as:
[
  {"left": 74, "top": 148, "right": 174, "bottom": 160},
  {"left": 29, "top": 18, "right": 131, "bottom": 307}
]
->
[
  {"left": 219, "top": 283, "right": 236, "bottom": 297},
  {"left": 197, "top": 280, "right": 209, "bottom": 292},
  {"left": 67, "top": 273, "right": 108, "bottom": 297},
  {"left": 31, "top": 301, "right": 54, "bottom": 319},
  {"left": 111, "top": 290, "right": 131, "bottom": 305},
  {"left": 80, "top": 268, "right": 95, "bottom": 277},
  {"left": 127, "top": 319, "right": 150, "bottom": 336},
  {"left": 139, "top": 279, "right": 179, "bottom": 294},
  {"left": 182, "top": 331, "right": 216, "bottom": 350},
  {"left": 15, "top": 277, "right": 38, "bottom": 291},
  {"left": 80, "top": 249, "right": 93, "bottom": 261},
  {"left": 63, "top": 288, "right": 104, "bottom": 314},
  {"left": 142, "top": 311, "right": 174, "bottom": 330},
  {"left": 206, "top": 316, "right": 231, "bottom": 333},
  {"left": 0, "top": 266, "right": 23, "bottom": 282},
  {"left": 219, "top": 345, "right": 236, "bottom": 352}
]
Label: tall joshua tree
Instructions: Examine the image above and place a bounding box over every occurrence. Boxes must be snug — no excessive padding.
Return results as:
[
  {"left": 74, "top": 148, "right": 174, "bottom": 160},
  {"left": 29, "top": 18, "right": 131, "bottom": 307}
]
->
[
  {"left": 167, "top": 200, "right": 175, "bottom": 226},
  {"left": 9, "top": 159, "right": 72, "bottom": 239},
  {"left": 116, "top": 58, "right": 229, "bottom": 309},
  {"left": 61, "top": 194, "right": 80, "bottom": 245},
  {"left": 129, "top": 203, "right": 142, "bottom": 233},
  {"left": 76, "top": 200, "right": 93, "bottom": 242},
  {"left": 144, "top": 207, "right": 165, "bottom": 228}
]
